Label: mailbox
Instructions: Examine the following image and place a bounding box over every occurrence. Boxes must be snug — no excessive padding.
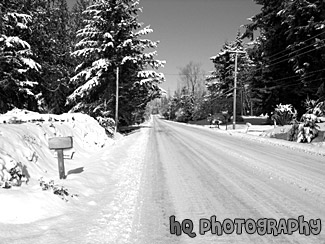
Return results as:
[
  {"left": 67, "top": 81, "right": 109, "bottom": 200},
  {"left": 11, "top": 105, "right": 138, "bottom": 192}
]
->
[{"left": 49, "top": 137, "right": 73, "bottom": 150}]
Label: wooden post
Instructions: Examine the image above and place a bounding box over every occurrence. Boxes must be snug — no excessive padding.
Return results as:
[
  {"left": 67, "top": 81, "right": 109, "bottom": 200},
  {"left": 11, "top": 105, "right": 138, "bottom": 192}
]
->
[
  {"left": 115, "top": 66, "right": 119, "bottom": 134},
  {"left": 57, "top": 149, "right": 65, "bottom": 179},
  {"left": 233, "top": 52, "right": 238, "bottom": 130},
  {"left": 227, "top": 50, "right": 246, "bottom": 130}
]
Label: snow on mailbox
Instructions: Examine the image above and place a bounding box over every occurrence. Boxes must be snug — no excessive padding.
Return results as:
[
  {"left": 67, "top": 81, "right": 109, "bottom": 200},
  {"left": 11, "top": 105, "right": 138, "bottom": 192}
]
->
[{"left": 48, "top": 137, "right": 73, "bottom": 179}]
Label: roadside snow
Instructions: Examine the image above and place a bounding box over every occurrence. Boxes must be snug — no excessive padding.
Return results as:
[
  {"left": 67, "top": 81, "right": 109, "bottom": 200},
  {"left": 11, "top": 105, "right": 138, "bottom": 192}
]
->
[
  {"left": 166, "top": 120, "right": 325, "bottom": 157},
  {"left": 86, "top": 121, "right": 150, "bottom": 243},
  {"left": 0, "top": 109, "right": 152, "bottom": 244},
  {"left": 0, "top": 109, "right": 112, "bottom": 224}
]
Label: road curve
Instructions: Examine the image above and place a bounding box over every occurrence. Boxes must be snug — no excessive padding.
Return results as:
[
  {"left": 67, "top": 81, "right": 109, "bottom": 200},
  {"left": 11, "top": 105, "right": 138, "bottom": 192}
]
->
[{"left": 131, "top": 116, "right": 325, "bottom": 244}]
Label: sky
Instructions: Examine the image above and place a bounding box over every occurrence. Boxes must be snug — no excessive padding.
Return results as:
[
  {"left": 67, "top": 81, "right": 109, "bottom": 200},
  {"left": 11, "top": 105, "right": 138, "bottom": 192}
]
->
[
  {"left": 138, "top": 0, "right": 261, "bottom": 94},
  {"left": 67, "top": 0, "right": 261, "bottom": 94}
]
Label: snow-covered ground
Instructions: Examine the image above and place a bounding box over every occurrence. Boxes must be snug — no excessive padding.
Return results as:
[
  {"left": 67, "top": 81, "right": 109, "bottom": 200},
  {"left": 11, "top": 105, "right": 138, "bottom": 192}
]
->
[
  {"left": 1, "top": 111, "right": 324, "bottom": 243},
  {"left": 0, "top": 110, "right": 108, "bottom": 222},
  {"left": 180, "top": 119, "right": 325, "bottom": 156},
  {"left": 0, "top": 109, "right": 153, "bottom": 243}
]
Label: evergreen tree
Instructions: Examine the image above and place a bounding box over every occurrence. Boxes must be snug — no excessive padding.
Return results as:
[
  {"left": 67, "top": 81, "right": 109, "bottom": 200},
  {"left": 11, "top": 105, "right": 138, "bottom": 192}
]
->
[
  {"left": 243, "top": 0, "right": 325, "bottom": 115},
  {"left": 207, "top": 33, "right": 254, "bottom": 115},
  {"left": 26, "top": 0, "right": 75, "bottom": 113},
  {"left": 280, "top": 0, "right": 325, "bottom": 102},
  {"left": 0, "top": 0, "right": 41, "bottom": 112},
  {"left": 67, "top": 0, "right": 165, "bottom": 126},
  {"left": 71, "top": 0, "right": 90, "bottom": 33}
]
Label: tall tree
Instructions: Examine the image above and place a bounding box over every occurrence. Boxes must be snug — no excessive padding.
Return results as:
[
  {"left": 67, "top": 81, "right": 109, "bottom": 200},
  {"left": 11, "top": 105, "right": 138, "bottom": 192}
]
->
[
  {"left": 26, "top": 0, "right": 75, "bottom": 113},
  {"left": 207, "top": 33, "right": 254, "bottom": 115},
  {"left": 178, "top": 61, "right": 207, "bottom": 120},
  {"left": 179, "top": 61, "right": 205, "bottom": 97},
  {"left": 243, "top": 0, "right": 325, "bottom": 115},
  {"left": 67, "top": 0, "right": 165, "bottom": 125},
  {"left": 0, "top": 0, "right": 41, "bottom": 112}
]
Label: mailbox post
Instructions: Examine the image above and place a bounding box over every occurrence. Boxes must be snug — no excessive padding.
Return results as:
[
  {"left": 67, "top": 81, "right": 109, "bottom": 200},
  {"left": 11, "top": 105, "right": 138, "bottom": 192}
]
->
[{"left": 48, "top": 137, "right": 73, "bottom": 179}]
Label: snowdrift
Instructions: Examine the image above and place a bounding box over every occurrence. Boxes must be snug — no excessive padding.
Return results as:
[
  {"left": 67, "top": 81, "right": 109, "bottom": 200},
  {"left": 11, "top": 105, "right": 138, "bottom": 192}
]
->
[{"left": 0, "top": 109, "right": 112, "bottom": 224}]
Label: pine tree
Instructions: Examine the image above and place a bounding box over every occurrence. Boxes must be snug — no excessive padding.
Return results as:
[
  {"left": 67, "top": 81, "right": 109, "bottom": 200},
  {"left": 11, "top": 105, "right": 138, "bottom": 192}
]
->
[
  {"left": 25, "top": 0, "right": 75, "bottom": 113},
  {"left": 243, "top": 0, "right": 325, "bottom": 115},
  {"left": 0, "top": 0, "right": 41, "bottom": 112},
  {"left": 279, "top": 0, "right": 325, "bottom": 100},
  {"left": 207, "top": 33, "right": 254, "bottom": 115},
  {"left": 67, "top": 0, "right": 165, "bottom": 125},
  {"left": 71, "top": 0, "right": 89, "bottom": 33}
]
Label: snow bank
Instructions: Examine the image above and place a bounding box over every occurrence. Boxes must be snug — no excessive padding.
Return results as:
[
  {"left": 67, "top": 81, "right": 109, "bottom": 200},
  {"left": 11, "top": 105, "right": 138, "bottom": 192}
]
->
[
  {"left": 176, "top": 120, "right": 325, "bottom": 156},
  {"left": 232, "top": 130, "right": 325, "bottom": 156},
  {"left": 0, "top": 109, "right": 112, "bottom": 224}
]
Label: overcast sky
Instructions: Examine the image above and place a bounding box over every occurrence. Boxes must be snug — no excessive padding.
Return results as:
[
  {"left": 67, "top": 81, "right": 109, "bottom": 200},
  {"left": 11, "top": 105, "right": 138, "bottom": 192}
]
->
[{"left": 67, "top": 0, "right": 261, "bottom": 94}]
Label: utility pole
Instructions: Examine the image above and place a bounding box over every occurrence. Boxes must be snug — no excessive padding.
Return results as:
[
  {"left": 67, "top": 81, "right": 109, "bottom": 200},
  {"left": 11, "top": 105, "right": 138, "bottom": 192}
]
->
[
  {"left": 115, "top": 66, "right": 119, "bottom": 134},
  {"left": 227, "top": 50, "right": 246, "bottom": 130}
]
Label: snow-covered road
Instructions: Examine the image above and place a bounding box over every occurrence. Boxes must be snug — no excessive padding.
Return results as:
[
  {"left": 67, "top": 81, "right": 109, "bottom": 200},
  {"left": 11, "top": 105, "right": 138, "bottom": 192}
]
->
[{"left": 130, "top": 116, "right": 325, "bottom": 243}]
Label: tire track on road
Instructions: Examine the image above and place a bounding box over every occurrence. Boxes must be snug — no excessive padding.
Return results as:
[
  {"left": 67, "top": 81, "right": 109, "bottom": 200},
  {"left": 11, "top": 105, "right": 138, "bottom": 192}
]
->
[{"left": 151, "top": 118, "right": 325, "bottom": 244}]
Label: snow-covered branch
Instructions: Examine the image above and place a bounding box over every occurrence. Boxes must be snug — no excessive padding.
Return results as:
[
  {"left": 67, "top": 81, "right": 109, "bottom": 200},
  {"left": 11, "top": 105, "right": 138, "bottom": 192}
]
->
[{"left": 67, "top": 76, "right": 101, "bottom": 103}]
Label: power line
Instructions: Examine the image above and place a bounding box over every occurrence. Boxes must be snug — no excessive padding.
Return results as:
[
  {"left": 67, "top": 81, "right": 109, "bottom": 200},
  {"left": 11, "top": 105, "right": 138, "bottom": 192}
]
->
[
  {"left": 206, "top": 57, "right": 325, "bottom": 90},
  {"left": 162, "top": 37, "right": 325, "bottom": 78},
  {"left": 264, "top": 67, "right": 325, "bottom": 84},
  {"left": 270, "top": 43, "right": 325, "bottom": 67},
  {"left": 252, "top": 42, "right": 325, "bottom": 73},
  {"left": 207, "top": 39, "right": 325, "bottom": 79},
  {"left": 268, "top": 38, "right": 324, "bottom": 64},
  {"left": 164, "top": 35, "right": 325, "bottom": 89},
  {"left": 252, "top": 76, "right": 325, "bottom": 92},
  {"left": 266, "top": 29, "right": 325, "bottom": 61},
  {"left": 208, "top": 67, "right": 325, "bottom": 99}
]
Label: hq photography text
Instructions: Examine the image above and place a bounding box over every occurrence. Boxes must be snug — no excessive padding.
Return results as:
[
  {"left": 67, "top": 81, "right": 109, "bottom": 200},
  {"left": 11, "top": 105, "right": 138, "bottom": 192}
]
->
[{"left": 169, "top": 215, "right": 322, "bottom": 238}]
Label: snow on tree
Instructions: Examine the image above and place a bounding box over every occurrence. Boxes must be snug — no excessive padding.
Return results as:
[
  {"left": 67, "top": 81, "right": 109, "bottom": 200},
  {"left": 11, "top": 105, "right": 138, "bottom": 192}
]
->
[
  {"left": 24, "top": 0, "right": 76, "bottom": 114},
  {"left": 67, "top": 0, "right": 165, "bottom": 125},
  {"left": 242, "top": 0, "right": 325, "bottom": 115},
  {"left": 0, "top": 1, "right": 41, "bottom": 112},
  {"left": 207, "top": 32, "right": 254, "bottom": 115}
]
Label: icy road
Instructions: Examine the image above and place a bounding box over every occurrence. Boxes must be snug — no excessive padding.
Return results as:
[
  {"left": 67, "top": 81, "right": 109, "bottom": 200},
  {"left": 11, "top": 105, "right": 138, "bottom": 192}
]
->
[
  {"left": 1, "top": 116, "right": 325, "bottom": 244},
  {"left": 129, "top": 116, "right": 325, "bottom": 244}
]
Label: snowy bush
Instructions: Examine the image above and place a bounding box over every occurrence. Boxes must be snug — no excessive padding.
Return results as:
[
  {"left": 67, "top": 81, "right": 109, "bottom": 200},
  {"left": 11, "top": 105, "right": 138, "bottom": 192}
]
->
[
  {"left": 96, "top": 116, "right": 115, "bottom": 137},
  {"left": 175, "top": 108, "right": 190, "bottom": 122},
  {"left": 39, "top": 178, "right": 78, "bottom": 202},
  {"left": 287, "top": 123, "right": 300, "bottom": 142},
  {"left": 287, "top": 114, "right": 319, "bottom": 143},
  {"left": 0, "top": 156, "right": 28, "bottom": 188},
  {"left": 304, "top": 98, "right": 325, "bottom": 117},
  {"left": 271, "top": 104, "right": 297, "bottom": 126}
]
